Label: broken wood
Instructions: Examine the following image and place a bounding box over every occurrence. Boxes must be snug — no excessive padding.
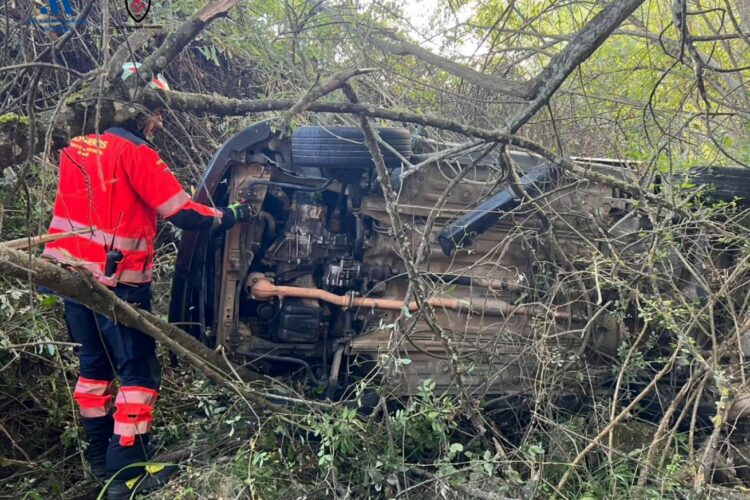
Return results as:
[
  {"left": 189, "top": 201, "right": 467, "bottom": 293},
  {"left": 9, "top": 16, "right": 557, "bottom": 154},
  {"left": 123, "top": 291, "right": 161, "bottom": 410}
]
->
[
  {"left": 1, "top": 229, "right": 92, "bottom": 250},
  {"left": 0, "top": 244, "right": 284, "bottom": 412}
]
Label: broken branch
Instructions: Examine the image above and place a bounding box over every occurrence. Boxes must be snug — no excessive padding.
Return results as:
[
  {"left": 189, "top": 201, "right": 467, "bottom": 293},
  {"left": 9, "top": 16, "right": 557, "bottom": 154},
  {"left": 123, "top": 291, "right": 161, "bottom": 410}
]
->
[
  {"left": 139, "top": 0, "right": 239, "bottom": 83},
  {"left": 278, "top": 67, "right": 378, "bottom": 129},
  {"left": 0, "top": 245, "right": 283, "bottom": 412}
]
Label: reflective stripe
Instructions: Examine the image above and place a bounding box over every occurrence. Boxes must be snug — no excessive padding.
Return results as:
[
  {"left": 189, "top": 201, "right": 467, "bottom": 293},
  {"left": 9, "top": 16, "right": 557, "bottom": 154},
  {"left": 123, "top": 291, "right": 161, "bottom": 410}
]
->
[
  {"left": 48, "top": 216, "right": 148, "bottom": 252},
  {"left": 73, "top": 377, "right": 114, "bottom": 418},
  {"left": 42, "top": 246, "right": 69, "bottom": 260},
  {"left": 42, "top": 247, "right": 111, "bottom": 284},
  {"left": 119, "top": 268, "right": 153, "bottom": 283},
  {"left": 79, "top": 406, "right": 110, "bottom": 418},
  {"left": 41, "top": 247, "right": 152, "bottom": 285},
  {"left": 75, "top": 377, "right": 113, "bottom": 394},
  {"left": 113, "top": 421, "right": 153, "bottom": 440},
  {"left": 41, "top": 246, "right": 77, "bottom": 263},
  {"left": 115, "top": 387, "right": 158, "bottom": 406},
  {"left": 155, "top": 190, "right": 190, "bottom": 217},
  {"left": 181, "top": 199, "right": 220, "bottom": 218},
  {"left": 176, "top": 199, "right": 223, "bottom": 229},
  {"left": 76, "top": 395, "right": 113, "bottom": 417},
  {"left": 114, "top": 387, "right": 158, "bottom": 446},
  {"left": 42, "top": 246, "right": 105, "bottom": 276}
]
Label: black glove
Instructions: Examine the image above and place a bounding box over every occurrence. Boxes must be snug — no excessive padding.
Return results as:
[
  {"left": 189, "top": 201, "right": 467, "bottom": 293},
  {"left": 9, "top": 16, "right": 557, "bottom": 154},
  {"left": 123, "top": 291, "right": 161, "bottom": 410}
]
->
[
  {"left": 229, "top": 202, "right": 253, "bottom": 222},
  {"left": 215, "top": 203, "right": 252, "bottom": 231}
]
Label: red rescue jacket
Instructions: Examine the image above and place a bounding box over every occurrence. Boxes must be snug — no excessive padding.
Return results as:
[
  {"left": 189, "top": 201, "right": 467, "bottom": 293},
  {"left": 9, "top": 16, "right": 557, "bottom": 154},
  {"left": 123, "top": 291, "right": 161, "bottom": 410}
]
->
[{"left": 43, "top": 127, "right": 222, "bottom": 286}]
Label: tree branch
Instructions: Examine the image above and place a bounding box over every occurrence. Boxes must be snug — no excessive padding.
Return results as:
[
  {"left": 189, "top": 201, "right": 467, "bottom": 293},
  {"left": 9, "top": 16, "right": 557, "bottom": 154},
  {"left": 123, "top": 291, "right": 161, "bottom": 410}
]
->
[
  {"left": 364, "top": 28, "right": 530, "bottom": 99},
  {"left": 0, "top": 0, "right": 240, "bottom": 171},
  {"left": 277, "top": 67, "right": 378, "bottom": 129},
  {"left": 321, "top": 5, "right": 530, "bottom": 99},
  {"left": 527, "top": 0, "right": 645, "bottom": 102},
  {"left": 138, "top": 0, "right": 239, "bottom": 83},
  {"left": 515, "top": 0, "right": 646, "bottom": 132},
  {"left": 142, "top": 91, "right": 652, "bottom": 194},
  {"left": 0, "top": 245, "right": 281, "bottom": 411},
  {"left": 106, "top": 29, "right": 167, "bottom": 82},
  {"left": 37, "top": 88, "right": 689, "bottom": 230}
]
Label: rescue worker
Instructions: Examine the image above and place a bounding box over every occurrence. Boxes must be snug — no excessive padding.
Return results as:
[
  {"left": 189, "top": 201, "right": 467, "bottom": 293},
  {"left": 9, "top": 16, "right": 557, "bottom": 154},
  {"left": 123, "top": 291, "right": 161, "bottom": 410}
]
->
[{"left": 42, "top": 62, "right": 250, "bottom": 498}]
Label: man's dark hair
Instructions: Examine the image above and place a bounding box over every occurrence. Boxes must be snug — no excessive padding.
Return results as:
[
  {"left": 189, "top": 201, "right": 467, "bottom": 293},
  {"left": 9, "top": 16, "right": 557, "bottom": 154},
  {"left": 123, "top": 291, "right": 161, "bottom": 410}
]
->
[{"left": 121, "top": 114, "right": 149, "bottom": 140}]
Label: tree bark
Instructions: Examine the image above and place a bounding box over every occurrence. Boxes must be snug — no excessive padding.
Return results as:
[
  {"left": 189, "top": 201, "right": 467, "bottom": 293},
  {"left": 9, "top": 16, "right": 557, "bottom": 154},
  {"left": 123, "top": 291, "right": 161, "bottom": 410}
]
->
[
  {"left": 0, "top": 0, "right": 643, "bottom": 171},
  {"left": 516, "top": 0, "right": 647, "bottom": 132},
  {"left": 0, "top": 245, "right": 272, "bottom": 394},
  {"left": 138, "top": 0, "right": 239, "bottom": 83},
  {"left": 0, "top": 0, "right": 240, "bottom": 171},
  {"left": 362, "top": 28, "right": 530, "bottom": 99}
]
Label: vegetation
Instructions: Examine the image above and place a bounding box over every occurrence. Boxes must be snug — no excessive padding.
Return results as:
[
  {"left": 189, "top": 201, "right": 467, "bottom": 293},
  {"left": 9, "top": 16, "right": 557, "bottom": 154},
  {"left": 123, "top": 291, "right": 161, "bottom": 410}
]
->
[{"left": 2, "top": 0, "right": 750, "bottom": 498}]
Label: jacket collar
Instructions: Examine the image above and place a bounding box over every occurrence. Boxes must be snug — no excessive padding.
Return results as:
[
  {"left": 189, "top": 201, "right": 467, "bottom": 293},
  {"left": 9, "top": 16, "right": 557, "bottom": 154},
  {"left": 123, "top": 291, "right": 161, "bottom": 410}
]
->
[{"left": 105, "top": 127, "right": 155, "bottom": 148}]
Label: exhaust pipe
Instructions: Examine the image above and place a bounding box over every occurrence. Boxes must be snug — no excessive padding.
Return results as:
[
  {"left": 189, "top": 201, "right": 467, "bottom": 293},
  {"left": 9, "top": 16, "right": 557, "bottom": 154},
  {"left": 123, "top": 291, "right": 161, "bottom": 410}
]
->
[{"left": 248, "top": 275, "right": 569, "bottom": 319}]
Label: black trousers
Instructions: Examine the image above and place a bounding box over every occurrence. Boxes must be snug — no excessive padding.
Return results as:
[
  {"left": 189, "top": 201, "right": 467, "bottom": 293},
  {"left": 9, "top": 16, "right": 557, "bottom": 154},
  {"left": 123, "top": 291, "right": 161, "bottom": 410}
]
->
[
  {"left": 64, "top": 284, "right": 159, "bottom": 388},
  {"left": 65, "top": 283, "right": 160, "bottom": 480}
]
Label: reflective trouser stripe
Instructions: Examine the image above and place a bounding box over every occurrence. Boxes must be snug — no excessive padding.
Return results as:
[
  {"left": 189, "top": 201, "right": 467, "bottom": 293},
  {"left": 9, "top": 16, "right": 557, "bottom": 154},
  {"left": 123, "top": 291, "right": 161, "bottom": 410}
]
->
[
  {"left": 73, "top": 377, "right": 114, "bottom": 418},
  {"left": 113, "top": 421, "right": 153, "bottom": 441},
  {"left": 113, "top": 386, "right": 159, "bottom": 446}
]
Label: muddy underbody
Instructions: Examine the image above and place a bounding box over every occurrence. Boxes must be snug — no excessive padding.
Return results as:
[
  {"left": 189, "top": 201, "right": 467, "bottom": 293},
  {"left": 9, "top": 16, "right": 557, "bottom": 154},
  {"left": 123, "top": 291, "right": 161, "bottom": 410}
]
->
[{"left": 169, "top": 123, "right": 743, "bottom": 409}]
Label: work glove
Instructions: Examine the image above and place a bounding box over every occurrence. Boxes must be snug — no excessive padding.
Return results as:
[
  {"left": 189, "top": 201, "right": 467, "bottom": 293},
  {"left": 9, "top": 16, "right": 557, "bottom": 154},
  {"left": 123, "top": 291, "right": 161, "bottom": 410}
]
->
[
  {"left": 215, "top": 203, "right": 252, "bottom": 231},
  {"left": 228, "top": 202, "right": 253, "bottom": 223}
]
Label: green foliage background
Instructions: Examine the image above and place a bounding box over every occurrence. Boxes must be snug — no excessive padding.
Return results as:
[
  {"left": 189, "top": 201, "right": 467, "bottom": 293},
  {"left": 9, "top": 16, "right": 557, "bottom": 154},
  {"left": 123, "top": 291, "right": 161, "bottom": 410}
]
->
[{"left": 1, "top": 0, "right": 750, "bottom": 498}]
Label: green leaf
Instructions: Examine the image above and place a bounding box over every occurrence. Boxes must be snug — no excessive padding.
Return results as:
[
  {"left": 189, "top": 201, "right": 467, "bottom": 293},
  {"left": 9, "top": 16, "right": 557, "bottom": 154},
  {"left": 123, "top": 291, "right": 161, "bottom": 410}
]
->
[
  {"left": 401, "top": 305, "right": 413, "bottom": 318},
  {"left": 483, "top": 461, "right": 494, "bottom": 476},
  {"left": 40, "top": 295, "right": 59, "bottom": 308}
]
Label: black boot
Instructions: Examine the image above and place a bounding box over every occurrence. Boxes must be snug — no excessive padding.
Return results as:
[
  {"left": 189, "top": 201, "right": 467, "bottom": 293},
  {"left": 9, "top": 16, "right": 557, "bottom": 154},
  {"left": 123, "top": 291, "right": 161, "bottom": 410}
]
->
[
  {"left": 105, "top": 433, "right": 150, "bottom": 482},
  {"left": 106, "top": 464, "right": 179, "bottom": 499},
  {"left": 105, "top": 433, "right": 178, "bottom": 499},
  {"left": 80, "top": 415, "right": 113, "bottom": 481}
]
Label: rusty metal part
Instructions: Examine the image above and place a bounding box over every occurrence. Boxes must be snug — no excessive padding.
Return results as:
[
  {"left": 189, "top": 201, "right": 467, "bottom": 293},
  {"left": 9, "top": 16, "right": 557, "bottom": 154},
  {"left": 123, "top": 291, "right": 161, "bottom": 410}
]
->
[
  {"left": 421, "top": 273, "right": 523, "bottom": 292},
  {"left": 327, "top": 345, "right": 345, "bottom": 398},
  {"left": 216, "top": 164, "right": 269, "bottom": 348},
  {"left": 248, "top": 274, "right": 569, "bottom": 318}
]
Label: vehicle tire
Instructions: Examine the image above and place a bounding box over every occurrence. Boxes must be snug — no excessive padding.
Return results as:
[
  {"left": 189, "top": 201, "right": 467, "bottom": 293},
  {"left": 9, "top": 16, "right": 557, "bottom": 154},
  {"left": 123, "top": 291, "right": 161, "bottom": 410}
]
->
[
  {"left": 673, "top": 166, "right": 750, "bottom": 205},
  {"left": 292, "top": 126, "right": 412, "bottom": 181}
]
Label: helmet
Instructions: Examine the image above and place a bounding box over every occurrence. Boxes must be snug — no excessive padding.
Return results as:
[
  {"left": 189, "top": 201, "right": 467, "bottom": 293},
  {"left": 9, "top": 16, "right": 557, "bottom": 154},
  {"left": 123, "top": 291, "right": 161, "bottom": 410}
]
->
[{"left": 120, "top": 62, "right": 170, "bottom": 91}]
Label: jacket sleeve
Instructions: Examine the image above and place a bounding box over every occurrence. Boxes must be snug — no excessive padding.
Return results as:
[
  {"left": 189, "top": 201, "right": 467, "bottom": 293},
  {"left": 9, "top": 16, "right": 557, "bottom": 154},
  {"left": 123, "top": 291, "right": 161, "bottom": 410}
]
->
[
  {"left": 122, "top": 145, "right": 234, "bottom": 231},
  {"left": 168, "top": 205, "right": 235, "bottom": 230}
]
